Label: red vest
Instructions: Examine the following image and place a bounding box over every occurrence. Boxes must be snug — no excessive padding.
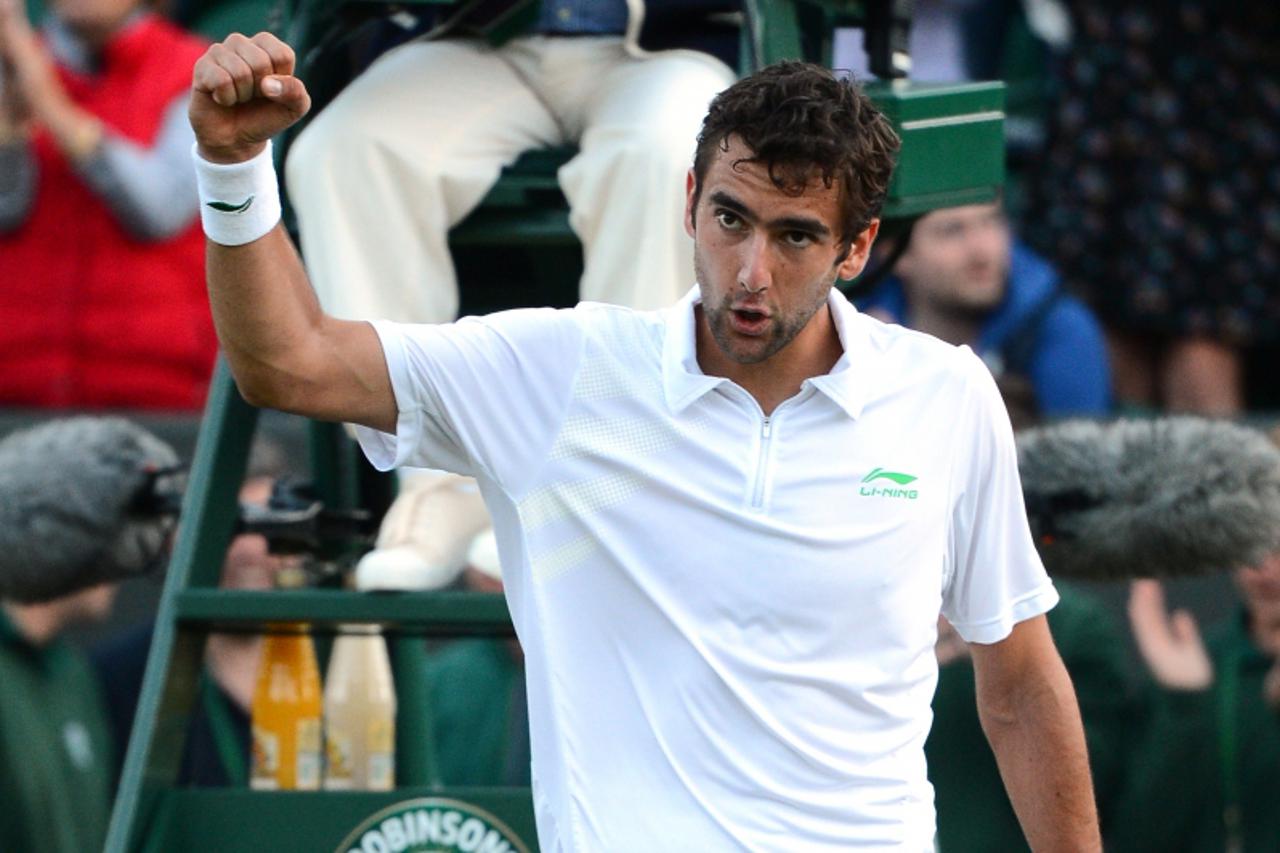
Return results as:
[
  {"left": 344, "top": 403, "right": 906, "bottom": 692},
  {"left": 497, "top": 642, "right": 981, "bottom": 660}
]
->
[{"left": 0, "top": 16, "right": 213, "bottom": 410}]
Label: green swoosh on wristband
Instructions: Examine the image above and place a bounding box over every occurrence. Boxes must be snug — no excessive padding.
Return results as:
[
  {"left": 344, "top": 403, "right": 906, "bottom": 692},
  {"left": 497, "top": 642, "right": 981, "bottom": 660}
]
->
[{"left": 206, "top": 196, "right": 254, "bottom": 214}]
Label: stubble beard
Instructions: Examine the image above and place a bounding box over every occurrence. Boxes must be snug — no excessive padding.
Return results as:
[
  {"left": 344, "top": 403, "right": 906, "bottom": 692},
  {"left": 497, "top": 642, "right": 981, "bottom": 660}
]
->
[{"left": 695, "top": 250, "right": 834, "bottom": 366}]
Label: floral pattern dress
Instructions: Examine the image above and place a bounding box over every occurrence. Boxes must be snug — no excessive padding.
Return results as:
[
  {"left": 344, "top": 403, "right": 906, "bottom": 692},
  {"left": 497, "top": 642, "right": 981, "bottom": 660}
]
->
[{"left": 1024, "top": 2, "right": 1280, "bottom": 345}]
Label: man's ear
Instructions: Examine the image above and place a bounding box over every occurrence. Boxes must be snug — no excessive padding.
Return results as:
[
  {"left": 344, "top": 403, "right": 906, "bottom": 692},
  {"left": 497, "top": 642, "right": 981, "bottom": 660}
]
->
[
  {"left": 835, "top": 219, "right": 881, "bottom": 281},
  {"left": 684, "top": 169, "right": 697, "bottom": 239}
]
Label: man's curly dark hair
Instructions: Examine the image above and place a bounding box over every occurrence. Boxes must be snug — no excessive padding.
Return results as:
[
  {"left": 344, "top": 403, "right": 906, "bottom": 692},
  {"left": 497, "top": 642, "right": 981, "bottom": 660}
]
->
[{"left": 692, "top": 61, "right": 900, "bottom": 247}]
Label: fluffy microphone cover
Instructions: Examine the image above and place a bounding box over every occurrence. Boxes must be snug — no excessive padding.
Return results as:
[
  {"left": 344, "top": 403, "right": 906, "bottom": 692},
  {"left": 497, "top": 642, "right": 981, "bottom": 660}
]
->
[
  {"left": 0, "top": 417, "right": 179, "bottom": 603},
  {"left": 1017, "top": 417, "right": 1280, "bottom": 581}
]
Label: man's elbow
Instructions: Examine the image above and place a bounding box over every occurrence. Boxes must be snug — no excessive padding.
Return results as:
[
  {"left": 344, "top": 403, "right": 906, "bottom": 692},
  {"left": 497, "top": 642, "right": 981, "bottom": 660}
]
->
[
  {"left": 231, "top": 371, "right": 284, "bottom": 410},
  {"left": 226, "top": 359, "right": 306, "bottom": 413},
  {"left": 976, "top": 691, "right": 1019, "bottom": 735},
  {"left": 974, "top": 632, "right": 1078, "bottom": 732},
  {"left": 978, "top": 655, "right": 1079, "bottom": 737}
]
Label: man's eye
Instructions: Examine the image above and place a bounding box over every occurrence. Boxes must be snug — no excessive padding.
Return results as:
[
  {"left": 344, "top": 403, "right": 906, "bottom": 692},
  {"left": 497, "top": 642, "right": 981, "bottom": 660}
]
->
[
  {"left": 784, "top": 231, "right": 814, "bottom": 248},
  {"left": 715, "top": 211, "right": 743, "bottom": 229}
]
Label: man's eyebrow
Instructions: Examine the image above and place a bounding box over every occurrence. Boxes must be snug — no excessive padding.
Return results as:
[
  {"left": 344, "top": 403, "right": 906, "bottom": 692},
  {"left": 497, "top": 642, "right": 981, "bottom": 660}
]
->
[
  {"left": 707, "top": 190, "right": 831, "bottom": 238},
  {"left": 771, "top": 216, "right": 831, "bottom": 238},
  {"left": 709, "top": 190, "right": 752, "bottom": 218}
]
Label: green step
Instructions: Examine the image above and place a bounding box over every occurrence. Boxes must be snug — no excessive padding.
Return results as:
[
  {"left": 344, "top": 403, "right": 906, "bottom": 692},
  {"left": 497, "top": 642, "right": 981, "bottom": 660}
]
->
[
  {"left": 142, "top": 788, "right": 538, "bottom": 853},
  {"left": 175, "top": 589, "right": 515, "bottom": 635}
]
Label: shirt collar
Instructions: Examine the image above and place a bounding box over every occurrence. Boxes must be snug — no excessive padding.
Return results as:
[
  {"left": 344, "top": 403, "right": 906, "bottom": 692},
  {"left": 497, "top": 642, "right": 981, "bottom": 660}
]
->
[
  {"left": 661, "top": 285, "right": 874, "bottom": 420},
  {"left": 660, "top": 287, "right": 726, "bottom": 413}
]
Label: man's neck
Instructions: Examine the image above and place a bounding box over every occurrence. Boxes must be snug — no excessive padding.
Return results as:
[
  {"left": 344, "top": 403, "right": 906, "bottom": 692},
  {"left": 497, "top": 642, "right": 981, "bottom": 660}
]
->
[
  {"left": 907, "top": 301, "right": 982, "bottom": 348},
  {"left": 696, "top": 305, "right": 843, "bottom": 415},
  {"left": 2, "top": 601, "right": 65, "bottom": 647}
]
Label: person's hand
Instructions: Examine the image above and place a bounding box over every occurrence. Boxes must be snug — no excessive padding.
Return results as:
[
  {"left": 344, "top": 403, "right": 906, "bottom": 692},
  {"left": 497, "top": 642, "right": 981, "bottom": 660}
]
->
[
  {"left": 0, "top": 0, "right": 105, "bottom": 158},
  {"left": 189, "top": 32, "right": 309, "bottom": 164},
  {"left": 1128, "top": 579, "right": 1213, "bottom": 691},
  {"left": 0, "top": 61, "right": 33, "bottom": 142},
  {"left": 0, "top": 0, "right": 65, "bottom": 111},
  {"left": 0, "top": 1, "right": 33, "bottom": 142},
  {"left": 0, "top": 0, "right": 58, "bottom": 118}
]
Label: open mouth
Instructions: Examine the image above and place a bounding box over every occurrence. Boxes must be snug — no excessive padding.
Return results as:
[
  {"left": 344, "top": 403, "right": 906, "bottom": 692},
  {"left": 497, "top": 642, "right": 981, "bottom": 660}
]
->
[{"left": 730, "top": 308, "right": 771, "bottom": 335}]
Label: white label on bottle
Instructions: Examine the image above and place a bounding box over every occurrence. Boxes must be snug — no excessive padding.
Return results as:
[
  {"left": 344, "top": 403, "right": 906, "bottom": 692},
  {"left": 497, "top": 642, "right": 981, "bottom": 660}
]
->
[
  {"left": 367, "top": 717, "right": 395, "bottom": 790},
  {"left": 250, "top": 726, "right": 279, "bottom": 790},
  {"left": 325, "top": 730, "right": 354, "bottom": 790},
  {"left": 367, "top": 752, "right": 395, "bottom": 791},
  {"left": 296, "top": 718, "right": 322, "bottom": 790}
]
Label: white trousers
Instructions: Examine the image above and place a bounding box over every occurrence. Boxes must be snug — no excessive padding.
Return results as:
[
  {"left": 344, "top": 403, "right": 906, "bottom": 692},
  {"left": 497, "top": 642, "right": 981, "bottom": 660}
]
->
[{"left": 286, "top": 34, "right": 736, "bottom": 322}]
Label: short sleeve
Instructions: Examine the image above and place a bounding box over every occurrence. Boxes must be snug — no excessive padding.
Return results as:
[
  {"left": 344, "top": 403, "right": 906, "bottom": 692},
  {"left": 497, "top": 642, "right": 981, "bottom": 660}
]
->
[
  {"left": 942, "top": 349, "right": 1058, "bottom": 643},
  {"left": 354, "top": 307, "right": 585, "bottom": 497}
]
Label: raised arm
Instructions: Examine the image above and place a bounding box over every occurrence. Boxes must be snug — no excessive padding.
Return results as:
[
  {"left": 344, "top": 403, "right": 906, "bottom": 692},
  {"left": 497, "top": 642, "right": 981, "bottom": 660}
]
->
[
  {"left": 189, "top": 32, "right": 396, "bottom": 432},
  {"left": 970, "top": 614, "right": 1102, "bottom": 852}
]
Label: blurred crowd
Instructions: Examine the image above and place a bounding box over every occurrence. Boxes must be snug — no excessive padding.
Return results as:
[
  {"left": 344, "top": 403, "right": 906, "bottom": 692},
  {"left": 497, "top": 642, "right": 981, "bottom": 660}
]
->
[{"left": 3, "top": 0, "right": 1280, "bottom": 849}]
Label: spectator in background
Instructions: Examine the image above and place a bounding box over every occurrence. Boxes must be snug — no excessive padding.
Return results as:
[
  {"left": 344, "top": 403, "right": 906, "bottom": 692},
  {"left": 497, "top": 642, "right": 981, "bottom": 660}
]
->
[
  {"left": 920, "top": 355, "right": 1125, "bottom": 851},
  {"left": 0, "top": 583, "right": 118, "bottom": 852},
  {"left": 928, "top": 587, "right": 1130, "bottom": 851},
  {"left": 859, "top": 201, "right": 1111, "bottom": 421},
  {"left": 0, "top": 416, "right": 176, "bottom": 850},
  {"left": 286, "top": 1, "right": 738, "bottom": 323},
  {"left": 1024, "top": 3, "right": 1280, "bottom": 415},
  {"left": 284, "top": 1, "right": 739, "bottom": 591},
  {"left": 0, "top": 0, "right": 213, "bottom": 410},
  {"left": 94, "top": 441, "right": 295, "bottom": 788},
  {"left": 1118, "top": 559, "right": 1280, "bottom": 852}
]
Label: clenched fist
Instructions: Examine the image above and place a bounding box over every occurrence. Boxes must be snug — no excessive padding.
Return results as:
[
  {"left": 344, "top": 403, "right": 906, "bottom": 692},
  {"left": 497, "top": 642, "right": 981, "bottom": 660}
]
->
[{"left": 190, "top": 31, "right": 310, "bottom": 164}]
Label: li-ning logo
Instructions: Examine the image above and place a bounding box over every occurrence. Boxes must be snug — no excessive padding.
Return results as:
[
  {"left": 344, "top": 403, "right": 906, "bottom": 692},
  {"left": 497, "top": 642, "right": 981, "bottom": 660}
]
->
[
  {"left": 860, "top": 467, "right": 919, "bottom": 500},
  {"left": 206, "top": 196, "right": 254, "bottom": 214}
]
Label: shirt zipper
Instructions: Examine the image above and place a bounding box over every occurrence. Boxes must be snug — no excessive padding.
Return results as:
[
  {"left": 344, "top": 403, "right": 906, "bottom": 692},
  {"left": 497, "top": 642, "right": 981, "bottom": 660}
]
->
[{"left": 751, "top": 415, "right": 773, "bottom": 510}]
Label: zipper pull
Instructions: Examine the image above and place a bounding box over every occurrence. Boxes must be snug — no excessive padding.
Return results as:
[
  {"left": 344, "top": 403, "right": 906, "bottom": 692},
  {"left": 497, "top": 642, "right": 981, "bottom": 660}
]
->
[{"left": 761, "top": 417, "right": 772, "bottom": 439}]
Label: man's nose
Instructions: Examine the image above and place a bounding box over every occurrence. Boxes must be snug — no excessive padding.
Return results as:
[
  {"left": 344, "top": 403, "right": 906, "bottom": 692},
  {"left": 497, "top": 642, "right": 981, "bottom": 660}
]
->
[{"left": 738, "top": 234, "right": 772, "bottom": 294}]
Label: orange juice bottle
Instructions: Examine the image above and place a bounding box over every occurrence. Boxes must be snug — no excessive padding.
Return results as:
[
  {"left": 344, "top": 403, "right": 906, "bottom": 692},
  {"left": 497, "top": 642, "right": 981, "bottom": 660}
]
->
[{"left": 250, "top": 623, "right": 323, "bottom": 790}]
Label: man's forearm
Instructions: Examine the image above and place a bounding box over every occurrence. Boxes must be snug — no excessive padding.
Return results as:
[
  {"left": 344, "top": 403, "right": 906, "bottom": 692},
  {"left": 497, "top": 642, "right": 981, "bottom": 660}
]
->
[
  {"left": 978, "top": 656, "right": 1101, "bottom": 851},
  {"left": 190, "top": 35, "right": 397, "bottom": 432},
  {"left": 207, "top": 222, "right": 326, "bottom": 409}
]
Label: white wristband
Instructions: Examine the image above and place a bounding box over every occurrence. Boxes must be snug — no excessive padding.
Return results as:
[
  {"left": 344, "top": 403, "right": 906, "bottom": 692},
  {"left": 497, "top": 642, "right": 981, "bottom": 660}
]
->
[{"left": 192, "top": 140, "right": 282, "bottom": 246}]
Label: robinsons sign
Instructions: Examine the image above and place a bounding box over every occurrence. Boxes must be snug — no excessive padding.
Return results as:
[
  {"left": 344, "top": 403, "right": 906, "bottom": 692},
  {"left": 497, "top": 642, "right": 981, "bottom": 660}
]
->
[{"left": 335, "top": 798, "right": 533, "bottom": 853}]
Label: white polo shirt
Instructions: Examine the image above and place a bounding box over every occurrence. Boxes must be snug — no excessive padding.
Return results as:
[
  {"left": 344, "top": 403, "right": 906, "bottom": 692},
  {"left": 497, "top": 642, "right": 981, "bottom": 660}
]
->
[{"left": 357, "top": 286, "right": 1057, "bottom": 852}]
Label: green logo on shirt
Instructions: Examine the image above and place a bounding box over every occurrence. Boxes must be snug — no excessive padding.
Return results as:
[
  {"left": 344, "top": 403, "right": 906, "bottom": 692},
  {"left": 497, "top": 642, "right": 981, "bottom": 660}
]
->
[
  {"left": 206, "top": 196, "right": 254, "bottom": 214},
  {"left": 861, "top": 467, "right": 917, "bottom": 486},
  {"left": 860, "top": 468, "right": 919, "bottom": 499}
]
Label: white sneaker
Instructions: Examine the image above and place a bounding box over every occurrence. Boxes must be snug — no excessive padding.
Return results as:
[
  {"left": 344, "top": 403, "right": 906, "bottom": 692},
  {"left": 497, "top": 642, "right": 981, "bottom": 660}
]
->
[
  {"left": 355, "top": 471, "right": 492, "bottom": 591},
  {"left": 466, "top": 527, "right": 502, "bottom": 582}
]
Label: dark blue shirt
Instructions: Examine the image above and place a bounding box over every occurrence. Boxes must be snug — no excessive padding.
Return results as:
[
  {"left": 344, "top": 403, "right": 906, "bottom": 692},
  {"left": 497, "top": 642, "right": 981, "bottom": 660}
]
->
[
  {"left": 858, "top": 242, "right": 1112, "bottom": 417},
  {"left": 534, "top": 0, "right": 629, "bottom": 34}
]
